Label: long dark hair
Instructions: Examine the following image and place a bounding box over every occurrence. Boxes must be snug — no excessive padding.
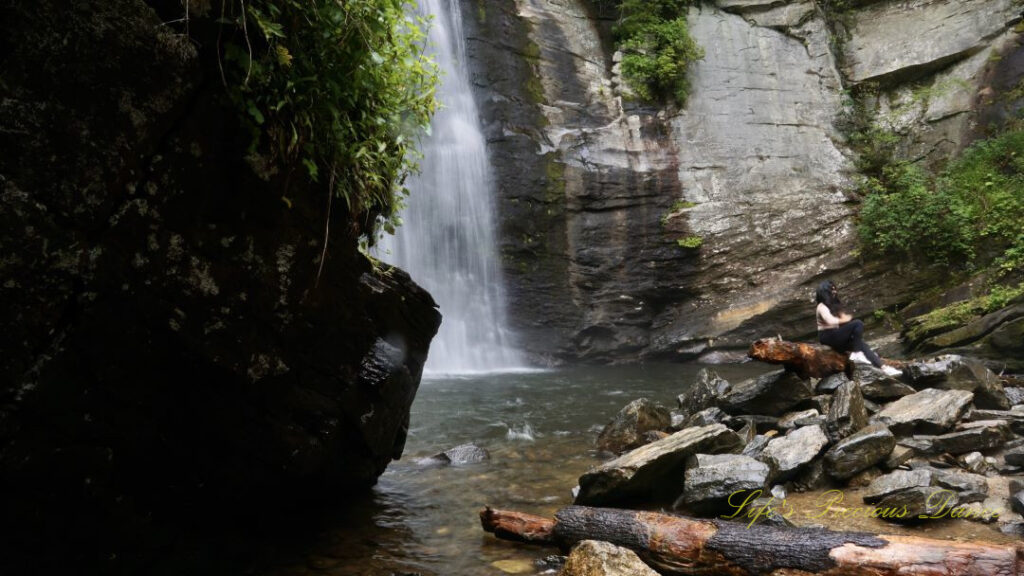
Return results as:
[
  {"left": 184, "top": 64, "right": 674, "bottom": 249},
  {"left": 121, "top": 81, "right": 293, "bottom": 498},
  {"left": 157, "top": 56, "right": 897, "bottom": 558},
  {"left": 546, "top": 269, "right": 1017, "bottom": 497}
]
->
[{"left": 815, "top": 280, "right": 841, "bottom": 314}]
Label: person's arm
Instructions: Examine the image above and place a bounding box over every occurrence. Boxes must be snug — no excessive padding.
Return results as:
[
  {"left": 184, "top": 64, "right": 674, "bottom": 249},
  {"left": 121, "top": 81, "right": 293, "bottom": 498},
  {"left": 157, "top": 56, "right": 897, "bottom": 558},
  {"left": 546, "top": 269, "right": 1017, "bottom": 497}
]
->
[
  {"left": 817, "top": 303, "right": 842, "bottom": 328},
  {"left": 837, "top": 311, "right": 853, "bottom": 323}
]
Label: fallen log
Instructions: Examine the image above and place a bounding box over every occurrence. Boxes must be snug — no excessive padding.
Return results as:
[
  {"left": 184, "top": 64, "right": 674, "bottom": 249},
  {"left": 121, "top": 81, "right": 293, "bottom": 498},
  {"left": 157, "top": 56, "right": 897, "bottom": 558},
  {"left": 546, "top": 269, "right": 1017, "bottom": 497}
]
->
[
  {"left": 481, "top": 505, "right": 1024, "bottom": 576},
  {"left": 749, "top": 338, "right": 849, "bottom": 379}
]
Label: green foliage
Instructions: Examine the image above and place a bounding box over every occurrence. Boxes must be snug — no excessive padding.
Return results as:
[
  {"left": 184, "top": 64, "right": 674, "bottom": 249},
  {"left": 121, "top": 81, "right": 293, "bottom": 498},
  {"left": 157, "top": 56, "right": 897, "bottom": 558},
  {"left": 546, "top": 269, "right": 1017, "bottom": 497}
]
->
[
  {"left": 614, "top": 0, "right": 702, "bottom": 105},
  {"left": 218, "top": 0, "right": 438, "bottom": 240},
  {"left": 858, "top": 130, "right": 1024, "bottom": 269},
  {"left": 677, "top": 235, "right": 703, "bottom": 249},
  {"left": 909, "top": 283, "right": 1024, "bottom": 339}
]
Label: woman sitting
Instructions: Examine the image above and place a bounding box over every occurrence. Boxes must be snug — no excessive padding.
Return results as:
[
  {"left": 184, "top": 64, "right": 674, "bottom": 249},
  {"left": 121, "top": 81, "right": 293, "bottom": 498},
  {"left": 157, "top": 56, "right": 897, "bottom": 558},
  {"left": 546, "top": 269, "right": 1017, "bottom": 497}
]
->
[{"left": 815, "top": 280, "right": 901, "bottom": 376}]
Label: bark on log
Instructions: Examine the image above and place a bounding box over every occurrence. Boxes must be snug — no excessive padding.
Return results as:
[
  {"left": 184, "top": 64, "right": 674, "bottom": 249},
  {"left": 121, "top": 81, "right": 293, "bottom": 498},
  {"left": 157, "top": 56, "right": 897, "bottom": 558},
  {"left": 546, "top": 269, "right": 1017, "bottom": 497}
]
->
[
  {"left": 749, "top": 338, "right": 850, "bottom": 379},
  {"left": 481, "top": 505, "right": 1024, "bottom": 576}
]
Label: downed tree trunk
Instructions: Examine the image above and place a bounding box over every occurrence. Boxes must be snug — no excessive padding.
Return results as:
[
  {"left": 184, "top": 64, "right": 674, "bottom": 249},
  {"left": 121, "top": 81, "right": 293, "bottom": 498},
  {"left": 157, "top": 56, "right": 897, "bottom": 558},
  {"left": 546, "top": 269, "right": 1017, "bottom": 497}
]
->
[
  {"left": 749, "top": 338, "right": 849, "bottom": 379},
  {"left": 481, "top": 505, "right": 1024, "bottom": 576}
]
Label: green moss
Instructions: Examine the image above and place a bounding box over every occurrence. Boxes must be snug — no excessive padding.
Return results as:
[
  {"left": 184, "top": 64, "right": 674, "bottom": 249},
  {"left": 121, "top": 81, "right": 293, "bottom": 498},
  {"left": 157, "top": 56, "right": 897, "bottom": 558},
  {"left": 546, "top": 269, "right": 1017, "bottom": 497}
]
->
[
  {"left": 544, "top": 156, "right": 566, "bottom": 205},
  {"left": 906, "top": 283, "right": 1024, "bottom": 342},
  {"left": 677, "top": 235, "right": 703, "bottom": 249}
]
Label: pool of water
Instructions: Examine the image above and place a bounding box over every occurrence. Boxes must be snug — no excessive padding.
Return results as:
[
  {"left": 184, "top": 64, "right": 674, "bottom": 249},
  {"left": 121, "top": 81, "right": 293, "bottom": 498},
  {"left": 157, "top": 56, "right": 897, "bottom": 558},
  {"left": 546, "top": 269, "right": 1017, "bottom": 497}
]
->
[{"left": 252, "top": 363, "right": 1018, "bottom": 576}]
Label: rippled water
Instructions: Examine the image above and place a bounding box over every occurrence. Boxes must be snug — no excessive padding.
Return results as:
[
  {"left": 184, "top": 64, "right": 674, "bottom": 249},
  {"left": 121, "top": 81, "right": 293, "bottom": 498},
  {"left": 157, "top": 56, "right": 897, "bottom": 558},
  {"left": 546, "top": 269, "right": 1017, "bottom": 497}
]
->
[{"left": 253, "top": 363, "right": 1018, "bottom": 576}]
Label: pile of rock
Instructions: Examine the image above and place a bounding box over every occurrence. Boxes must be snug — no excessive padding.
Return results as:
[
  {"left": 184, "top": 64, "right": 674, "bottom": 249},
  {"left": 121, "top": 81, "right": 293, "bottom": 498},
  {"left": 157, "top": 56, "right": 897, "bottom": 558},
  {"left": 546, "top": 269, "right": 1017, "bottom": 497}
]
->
[{"left": 579, "top": 355, "right": 1024, "bottom": 534}]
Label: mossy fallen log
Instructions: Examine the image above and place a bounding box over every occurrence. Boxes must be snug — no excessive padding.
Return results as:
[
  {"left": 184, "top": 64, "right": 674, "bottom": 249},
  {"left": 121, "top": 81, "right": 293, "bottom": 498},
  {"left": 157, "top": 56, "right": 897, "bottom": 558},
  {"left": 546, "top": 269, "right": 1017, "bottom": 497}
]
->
[{"left": 481, "top": 505, "right": 1024, "bottom": 576}]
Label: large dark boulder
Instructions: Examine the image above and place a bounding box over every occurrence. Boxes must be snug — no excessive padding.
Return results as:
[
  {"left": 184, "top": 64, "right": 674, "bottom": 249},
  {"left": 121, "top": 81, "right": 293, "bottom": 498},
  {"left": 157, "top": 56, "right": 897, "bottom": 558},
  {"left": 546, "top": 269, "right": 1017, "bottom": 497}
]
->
[
  {"left": 0, "top": 0, "right": 440, "bottom": 571},
  {"left": 597, "top": 398, "right": 672, "bottom": 453},
  {"left": 719, "top": 370, "right": 814, "bottom": 417}
]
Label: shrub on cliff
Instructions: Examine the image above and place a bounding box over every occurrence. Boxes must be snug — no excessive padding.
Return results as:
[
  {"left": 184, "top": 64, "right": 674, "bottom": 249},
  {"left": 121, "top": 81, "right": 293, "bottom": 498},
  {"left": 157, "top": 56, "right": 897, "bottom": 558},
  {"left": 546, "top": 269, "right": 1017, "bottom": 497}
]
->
[
  {"left": 218, "top": 0, "right": 438, "bottom": 240},
  {"left": 858, "top": 129, "right": 1024, "bottom": 271},
  {"left": 614, "top": 0, "right": 703, "bottom": 105}
]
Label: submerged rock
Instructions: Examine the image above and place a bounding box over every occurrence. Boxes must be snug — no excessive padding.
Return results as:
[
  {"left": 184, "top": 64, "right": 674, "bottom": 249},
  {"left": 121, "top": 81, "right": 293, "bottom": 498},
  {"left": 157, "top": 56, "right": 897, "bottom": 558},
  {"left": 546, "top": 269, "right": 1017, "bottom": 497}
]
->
[
  {"left": 558, "top": 540, "right": 658, "bottom": 576},
  {"left": 824, "top": 423, "right": 895, "bottom": 480},
  {"left": 678, "top": 453, "right": 769, "bottom": 514},
  {"left": 597, "top": 398, "right": 672, "bottom": 454},
  {"left": 427, "top": 443, "right": 490, "bottom": 466},
  {"left": 719, "top": 370, "right": 814, "bottom": 417},
  {"left": 873, "top": 388, "right": 973, "bottom": 434},
  {"left": 576, "top": 424, "right": 743, "bottom": 506},
  {"left": 759, "top": 425, "right": 829, "bottom": 483}
]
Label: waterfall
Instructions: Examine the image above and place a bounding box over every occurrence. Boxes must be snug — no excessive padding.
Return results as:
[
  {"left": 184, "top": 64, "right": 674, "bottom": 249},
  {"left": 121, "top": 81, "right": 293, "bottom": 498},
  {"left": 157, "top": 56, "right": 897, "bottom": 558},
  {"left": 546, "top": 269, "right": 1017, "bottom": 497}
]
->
[{"left": 379, "top": 0, "right": 525, "bottom": 374}]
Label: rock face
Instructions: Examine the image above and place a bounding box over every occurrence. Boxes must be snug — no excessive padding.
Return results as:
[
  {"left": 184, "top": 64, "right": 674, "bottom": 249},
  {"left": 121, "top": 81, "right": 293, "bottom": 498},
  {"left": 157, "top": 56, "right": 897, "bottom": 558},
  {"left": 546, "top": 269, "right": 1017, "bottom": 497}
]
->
[
  {"left": 459, "top": 0, "right": 1020, "bottom": 363},
  {"left": 597, "top": 399, "right": 673, "bottom": 453},
  {"left": 0, "top": 0, "right": 441, "bottom": 569},
  {"left": 559, "top": 540, "right": 659, "bottom": 576},
  {"left": 575, "top": 424, "right": 742, "bottom": 506}
]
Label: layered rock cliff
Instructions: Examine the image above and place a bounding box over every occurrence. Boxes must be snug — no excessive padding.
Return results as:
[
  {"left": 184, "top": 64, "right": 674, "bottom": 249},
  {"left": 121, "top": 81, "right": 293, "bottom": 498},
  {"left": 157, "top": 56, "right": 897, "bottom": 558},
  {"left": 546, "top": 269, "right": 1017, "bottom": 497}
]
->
[
  {"left": 0, "top": 0, "right": 440, "bottom": 569},
  {"left": 464, "top": 0, "right": 1023, "bottom": 363}
]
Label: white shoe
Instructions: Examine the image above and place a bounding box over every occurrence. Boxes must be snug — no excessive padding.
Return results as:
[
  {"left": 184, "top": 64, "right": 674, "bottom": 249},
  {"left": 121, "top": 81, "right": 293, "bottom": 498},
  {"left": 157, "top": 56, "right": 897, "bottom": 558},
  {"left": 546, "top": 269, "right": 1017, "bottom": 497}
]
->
[
  {"left": 848, "top": 351, "right": 870, "bottom": 365},
  {"left": 881, "top": 365, "right": 902, "bottom": 377}
]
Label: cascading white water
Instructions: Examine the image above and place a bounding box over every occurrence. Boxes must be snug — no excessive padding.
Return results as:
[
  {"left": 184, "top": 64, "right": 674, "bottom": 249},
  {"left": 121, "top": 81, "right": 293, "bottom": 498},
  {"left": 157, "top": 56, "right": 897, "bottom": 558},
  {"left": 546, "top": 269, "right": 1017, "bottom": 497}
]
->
[{"left": 379, "top": 0, "right": 524, "bottom": 374}]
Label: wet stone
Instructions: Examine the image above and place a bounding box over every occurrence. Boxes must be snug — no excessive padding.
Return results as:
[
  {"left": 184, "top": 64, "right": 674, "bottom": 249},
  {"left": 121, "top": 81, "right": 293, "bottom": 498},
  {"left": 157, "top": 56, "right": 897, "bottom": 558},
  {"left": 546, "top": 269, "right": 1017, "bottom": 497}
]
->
[
  {"left": 741, "top": 434, "right": 771, "bottom": 459},
  {"left": 724, "top": 414, "right": 780, "bottom": 434},
  {"left": 900, "top": 421, "right": 1010, "bottom": 455},
  {"left": 863, "top": 469, "right": 933, "bottom": 503},
  {"left": 825, "top": 380, "right": 868, "bottom": 442},
  {"left": 902, "top": 355, "right": 1010, "bottom": 410},
  {"left": 824, "top": 423, "right": 895, "bottom": 480},
  {"left": 427, "top": 443, "right": 490, "bottom": 465},
  {"left": 796, "top": 395, "right": 832, "bottom": 414},
  {"left": 1005, "top": 387, "right": 1024, "bottom": 406},
  {"left": 719, "top": 370, "right": 814, "bottom": 417},
  {"left": 816, "top": 372, "right": 849, "bottom": 394},
  {"left": 885, "top": 444, "right": 915, "bottom": 470},
  {"left": 873, "top": 388, "right": 974, "bottom": 435},
  {"left": 932, "top": 468, "right": 988, "bottom": 504},
  {"left": 958, "top": 451, "right": 995, "bottom": 475},
  {"left": 684, "top": 406, "right": 728, "bottom": 428},
  {"left": 778, "top": 409, "right": 820, "bottom": 430},
  {"left": 679, "top": 453, "right": 769, "bottom": 514},
  {"left": 759, "top": 425, "right": 829, "bottom": 483},
  {"left": 852, "top": 364, "right": 915, "bottom": 401},
  {"left": 559, "top": 540, "right": 659, "bottom": 576},
  {"left": 677, "top": 368, "right": 731, "bottom": 420},
  {"left": 597, "top": 398, "right": 672, "bottom": 454},
  {"left": 792, "top": 458, "right": 830, "bottom": 492}
]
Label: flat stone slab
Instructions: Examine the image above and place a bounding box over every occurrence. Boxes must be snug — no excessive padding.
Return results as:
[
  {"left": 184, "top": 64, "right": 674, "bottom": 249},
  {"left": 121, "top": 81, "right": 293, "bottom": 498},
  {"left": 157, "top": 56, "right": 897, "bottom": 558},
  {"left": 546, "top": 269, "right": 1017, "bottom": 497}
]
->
[
  {"left": 903, "top": 355, "right": 1010, "bottom": 409},
  {"left": 760, "top": 425, "right": 829, "bottom": 482},
  {"left": 576, "top": 423, "right": 743, "bottom": 506},
  {"left": 873, "top": 388, "right": 973, "bottom": 434},
  {"left": 824, "top": 423, "right": 895, "bottom": 480},
  {"left": 899, "top": 421, "right": 1011, "bottom": 455},
  {"left": 852, "top": 364, "right": 917, "bottom": 401}
]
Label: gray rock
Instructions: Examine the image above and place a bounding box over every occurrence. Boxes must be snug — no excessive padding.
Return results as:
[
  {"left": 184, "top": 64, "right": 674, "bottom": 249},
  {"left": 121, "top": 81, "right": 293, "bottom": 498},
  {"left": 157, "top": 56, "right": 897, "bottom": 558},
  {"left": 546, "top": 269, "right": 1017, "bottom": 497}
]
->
[
  {"left": 724, "top": 414, "right": 780, "bottom": 434},
  {"left": 826, "top": 380, "right": 869, "bottom": 442},
  {"left": 597, "top": 398, "right": 672, "bottom": 454},
  {"left": 778, "top": 409, "right": 820, "bottom": 430},
  {"left": 576, "top": 424, "right": 743, "bottom": 506},
  {"left": 742, "top": 434, "right": 771, "bottom": 459},
  {"left": 964, "top": 408, "right": 1024, "bottom": 435},
  {"left": 864, "top": 469, "right": 934, "bottom": 503},
  {"left": 900, "top": 422, "right": 1011, "bottom": 455},
  {"left": 797, "top": 395, "right": 833, "bottom": 414},
  {"left": 1001, "top": 521, "right": 1024, "bottom": 536},
  {"left": 1011, "top": 491, "right": 1024, "bottom": 516},
  {"left": 885, "top": 445, "right": 915, "bottom": 470},
  {"left": 720, "top": 370, "right": 814, "bottom": 417},
  {"left": 559, "top": 540, "right": 659, "bottom": 576},
  {"left": 792, "top": 459, "right": 831, "bottom": 492},
  {"left": 873, "top": 388, "right": 974, "bottom": 434},
  {"left": 1006, "top": 387, "right": 1024, "bottom": 406},
  {"left": 873, "top": 486, "right": 959, "bottom": 523},
  {"left": 902, "top": 355, "right": 1010, "bottom": 410},
  {"left": 679, "top": 453, "right": 769, "bottom": 514},
  {"left": 958, "top": 451, "right": 995, "bottom": 475},
  {"left": 842, "top": 0, "right": 1018, "bottom": 84},
  {"left": 817, "top": 373, "right": 850, "bottom": 394},
  {"left": 932, "top": 469, "right": 988, "bottom": 504},
  {"left": 1006, "top": 444, "right": 1024, "bottom": 467},
  {"left": 684, "top": 407, "right": 728, "bottom": 428},
  {"left": 824, "top": 423, "right": 896, "bottom": 480},
  {"left": 677, "top": 368, "right": 731, "bottom": 419},
  {"left": 430, "top": 443, "right": 490, "bottom": 465},
  {"left": 853, "top": 364, "right": 917, "bottom": 401},
  {"left": 760, "top": 425, "right": 830, "bottom": 482}
]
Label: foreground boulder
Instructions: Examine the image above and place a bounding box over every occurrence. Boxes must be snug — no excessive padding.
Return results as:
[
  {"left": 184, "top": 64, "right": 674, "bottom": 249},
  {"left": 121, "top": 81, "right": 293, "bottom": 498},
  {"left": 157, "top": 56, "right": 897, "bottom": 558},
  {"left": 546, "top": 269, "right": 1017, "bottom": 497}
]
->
[
  {"left": 899, "top": 420, "right": 1011, "bottom": 455},
  {"left": 426, "top": 443, "right": 490, "bottom": 465},
  {"left": 862, "top": 469, "right": 955, "bottom": 523},
  {"left": 759, "top": 425, "right": 829, "bottom": 482},
  {"left": 825, "top": 380, "right": 869, "bottom": 441},
  {"left": 824, "top": 423, "right": 895, "bottom": 480},
  {"left": 597, "top": 398, "right": 672, "bottom": 453},
  {"left": 873, "top": 388, "right": 974, "bottom": 434},
  {"left": 575, "top": 424, "right": 743, "bottom": 506},
  {"left": 851, "top": 365, "right": 916, "bottom": 401},
  {"left": 558, "top": 540, "right": 658, "bottom": 576},
  {"left": 719, "top": 370, "right": 814, "bottom": 416},
  {"left": 678, "top": 453, "right": 769, "bottom": 514}
]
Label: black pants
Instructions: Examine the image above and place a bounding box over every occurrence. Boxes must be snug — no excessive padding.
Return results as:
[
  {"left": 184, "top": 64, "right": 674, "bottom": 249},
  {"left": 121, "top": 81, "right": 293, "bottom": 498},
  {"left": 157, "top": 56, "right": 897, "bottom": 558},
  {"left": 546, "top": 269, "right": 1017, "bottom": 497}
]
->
[{"left": 819, "top": 319, "right": 882, "bottom": 367}]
